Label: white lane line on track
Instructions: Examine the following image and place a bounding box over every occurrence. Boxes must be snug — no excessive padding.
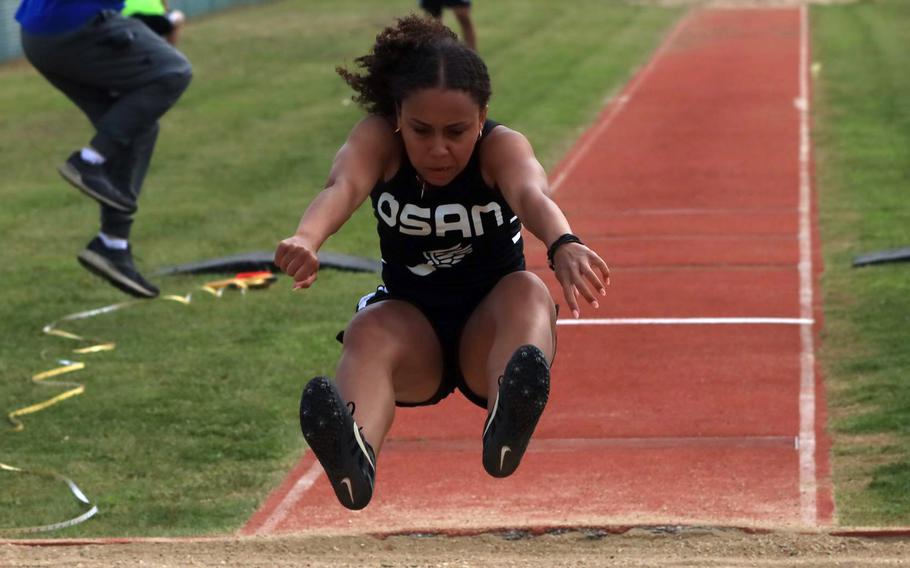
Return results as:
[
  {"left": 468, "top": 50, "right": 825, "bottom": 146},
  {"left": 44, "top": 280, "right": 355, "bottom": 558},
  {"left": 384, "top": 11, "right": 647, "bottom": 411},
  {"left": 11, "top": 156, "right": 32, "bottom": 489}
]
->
[
  {"left": 255, "top": 460, "right": 323, "bottom": 535},
  {"left": 580, "top": 207, "right": 797, "bottom": 216},
  {"left": 549, "top": 10, "right": 694, "bottom": 194},
  {"left": 385, "top": 436, "right": 798, "bottom": 451},
  {"left": 797, "top": 4, "right": 819, "bottom": 528},
  {"left": 557, "top": 317, "right": 813, "bottom": 326}
]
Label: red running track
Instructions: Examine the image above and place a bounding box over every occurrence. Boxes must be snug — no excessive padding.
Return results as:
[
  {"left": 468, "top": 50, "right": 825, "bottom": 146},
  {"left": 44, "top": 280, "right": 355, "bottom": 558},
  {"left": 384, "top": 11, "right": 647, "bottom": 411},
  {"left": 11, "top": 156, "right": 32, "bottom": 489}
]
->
[{"left": 243, "top": 5, "right": 833, "bottom": 536}]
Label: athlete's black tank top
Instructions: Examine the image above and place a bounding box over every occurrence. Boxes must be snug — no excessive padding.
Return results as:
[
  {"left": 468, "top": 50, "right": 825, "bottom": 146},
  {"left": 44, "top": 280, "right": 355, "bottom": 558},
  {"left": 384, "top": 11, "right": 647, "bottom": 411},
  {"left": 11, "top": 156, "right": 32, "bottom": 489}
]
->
[{"left": 370, "top": 119, "right": 525, "bottom": 309}]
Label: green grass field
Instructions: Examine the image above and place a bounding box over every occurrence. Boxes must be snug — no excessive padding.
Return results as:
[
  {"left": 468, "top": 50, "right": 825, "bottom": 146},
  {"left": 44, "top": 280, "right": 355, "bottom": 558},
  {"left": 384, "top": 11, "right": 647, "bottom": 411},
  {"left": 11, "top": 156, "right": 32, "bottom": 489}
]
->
[
  {"left": 812, "top": 0, "right": 910, "bottom": 526},
  {"left": 0, "top": 0, "right": 682, "bottom": 536}
]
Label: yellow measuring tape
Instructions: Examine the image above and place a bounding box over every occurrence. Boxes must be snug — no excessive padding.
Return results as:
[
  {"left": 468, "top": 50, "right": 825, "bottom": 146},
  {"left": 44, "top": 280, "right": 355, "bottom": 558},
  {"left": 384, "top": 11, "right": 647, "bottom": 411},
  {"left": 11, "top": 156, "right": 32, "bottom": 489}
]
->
[
  {"left": 8, "top": 361, "right": 86, "bottom": 432},
  {"left": 4, "top": 271, "right": 277, "bottom": 534},
  {"left": 8, "top": 300, "right": 141, "bottom": 432}
]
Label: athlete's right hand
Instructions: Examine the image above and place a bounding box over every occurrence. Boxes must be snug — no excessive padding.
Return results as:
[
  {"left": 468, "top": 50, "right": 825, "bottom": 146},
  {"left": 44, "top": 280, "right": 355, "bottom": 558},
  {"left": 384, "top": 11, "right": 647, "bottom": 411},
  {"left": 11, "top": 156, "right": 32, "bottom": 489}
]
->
[{"left": 274, "top": 235, "right": 320, "bottom": 290}]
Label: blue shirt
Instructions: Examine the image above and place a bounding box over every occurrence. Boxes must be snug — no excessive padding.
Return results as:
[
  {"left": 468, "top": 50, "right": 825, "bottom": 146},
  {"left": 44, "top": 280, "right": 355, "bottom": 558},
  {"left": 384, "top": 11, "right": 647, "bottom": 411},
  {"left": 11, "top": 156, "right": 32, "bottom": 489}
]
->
[{"left": 16, "top": 0, "right": 125, "bottom": 35}]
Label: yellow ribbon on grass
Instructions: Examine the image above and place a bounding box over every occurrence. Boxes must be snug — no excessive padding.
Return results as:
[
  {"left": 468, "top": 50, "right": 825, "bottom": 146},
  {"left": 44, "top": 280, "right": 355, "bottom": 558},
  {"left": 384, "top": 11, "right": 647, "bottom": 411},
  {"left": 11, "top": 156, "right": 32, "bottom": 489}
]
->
[
  {"left": 7, "top": 361, "right": 86, "bottom": 432},
  {"left": 6, "top": 301, "right": 135, "bottom": 432},
  {"left": 4, "top": 271, "right": 277, "bottom": 533},
  {"left": 8, "top": 272, "right": 274, "bottom": 431}
]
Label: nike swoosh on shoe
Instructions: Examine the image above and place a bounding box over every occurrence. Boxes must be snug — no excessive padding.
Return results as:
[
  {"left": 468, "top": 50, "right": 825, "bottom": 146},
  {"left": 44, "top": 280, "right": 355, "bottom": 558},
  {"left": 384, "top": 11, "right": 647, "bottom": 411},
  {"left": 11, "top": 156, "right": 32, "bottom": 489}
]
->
[
  {"left": 340, "top": 478, "right": 354, "bottom": 504},
  {"left": 499, "top": 446, "right": 511, "bottom": 471}
]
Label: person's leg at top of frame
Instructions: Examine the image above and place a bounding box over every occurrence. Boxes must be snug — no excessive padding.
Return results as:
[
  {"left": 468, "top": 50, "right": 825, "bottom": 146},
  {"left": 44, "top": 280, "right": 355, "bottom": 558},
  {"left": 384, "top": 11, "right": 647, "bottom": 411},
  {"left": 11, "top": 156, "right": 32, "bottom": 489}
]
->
[
  {"left": 163, "top": 10, "right": 184, "bottom": 45},
  {"left": 418, "top": 0, "right": 477, "bottom": 51},
  {"left": 449, "top": 4, "right": 476, "bottom": 52}
]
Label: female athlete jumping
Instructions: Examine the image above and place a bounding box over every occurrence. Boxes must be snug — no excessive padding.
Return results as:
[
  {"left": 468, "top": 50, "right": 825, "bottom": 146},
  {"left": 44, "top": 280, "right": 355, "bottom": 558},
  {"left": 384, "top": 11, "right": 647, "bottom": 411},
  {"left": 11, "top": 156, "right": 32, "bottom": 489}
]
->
[{"left": 274, "top": 15, "right": 609, "bottom": 510}]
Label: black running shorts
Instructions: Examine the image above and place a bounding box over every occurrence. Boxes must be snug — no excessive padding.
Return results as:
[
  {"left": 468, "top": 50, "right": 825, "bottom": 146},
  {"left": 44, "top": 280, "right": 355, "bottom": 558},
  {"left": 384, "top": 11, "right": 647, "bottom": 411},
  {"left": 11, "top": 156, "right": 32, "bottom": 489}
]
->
[{"left": 337, "top": 283, "right": 491, "bottom": 409}]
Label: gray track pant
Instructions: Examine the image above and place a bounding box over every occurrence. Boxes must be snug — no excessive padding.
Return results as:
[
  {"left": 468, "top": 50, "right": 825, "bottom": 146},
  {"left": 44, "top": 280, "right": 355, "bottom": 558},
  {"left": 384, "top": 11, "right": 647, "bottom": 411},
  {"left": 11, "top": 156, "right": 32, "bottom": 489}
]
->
[{"left": 21, "top": 10, "right": 193, "bottom": 239}]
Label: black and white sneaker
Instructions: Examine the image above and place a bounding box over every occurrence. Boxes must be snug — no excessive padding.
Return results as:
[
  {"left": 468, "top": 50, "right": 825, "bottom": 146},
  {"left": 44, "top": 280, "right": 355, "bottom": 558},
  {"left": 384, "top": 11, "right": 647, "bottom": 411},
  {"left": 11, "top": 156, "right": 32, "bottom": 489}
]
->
[
  {"left": 299, "top": 376, "right": 376, "bottom": 510},
  {"left": 58, "top": 151, "right": 135, "bottom": 213},
  {"left": 77, "top": 237, "right": 159, "bottom": 298},
  {"left": 482, "top": 345, "right": 550, "bottom": 478}
]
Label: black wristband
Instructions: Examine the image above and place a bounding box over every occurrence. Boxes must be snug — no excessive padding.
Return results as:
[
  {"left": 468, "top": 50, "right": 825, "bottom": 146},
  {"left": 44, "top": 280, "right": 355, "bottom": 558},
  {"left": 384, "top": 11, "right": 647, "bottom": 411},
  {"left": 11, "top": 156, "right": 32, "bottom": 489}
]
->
[{"left": 547, "top": 233, "right": 583, "bottom": 270}]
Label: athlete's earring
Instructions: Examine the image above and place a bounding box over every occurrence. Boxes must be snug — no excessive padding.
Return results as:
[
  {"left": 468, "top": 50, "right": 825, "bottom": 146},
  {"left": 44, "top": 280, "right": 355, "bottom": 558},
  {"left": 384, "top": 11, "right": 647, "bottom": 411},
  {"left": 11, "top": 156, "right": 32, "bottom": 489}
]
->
[
  {"left": 477, "top": 128, "right": 483, "bottom": 140},
  {"left": 395, "top": 125, "right": 401, "bottom": 134}
]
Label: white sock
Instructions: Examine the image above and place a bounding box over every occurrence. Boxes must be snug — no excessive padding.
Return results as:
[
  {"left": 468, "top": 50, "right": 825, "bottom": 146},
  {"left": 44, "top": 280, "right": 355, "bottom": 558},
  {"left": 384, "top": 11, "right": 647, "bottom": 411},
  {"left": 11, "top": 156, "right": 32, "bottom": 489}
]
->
[
  {"left": 80, "top": 147, "right": 106, "bottom": 165},
  {"left": 168, "top": 10, "right": 185, "bottom": 25},
  {"left": 98, "top": 232, "right": 128, "bottom": 250}
]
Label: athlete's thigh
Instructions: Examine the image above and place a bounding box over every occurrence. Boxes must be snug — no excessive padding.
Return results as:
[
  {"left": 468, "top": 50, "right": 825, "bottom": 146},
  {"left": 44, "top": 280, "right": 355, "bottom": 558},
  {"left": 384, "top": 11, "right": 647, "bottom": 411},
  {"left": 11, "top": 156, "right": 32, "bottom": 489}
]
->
[
  {"left": 458, "top": 272, "right": 556, "bottom": 392},
  {"left": 342, "top": 299, "right": 444, "bottom": 402}
]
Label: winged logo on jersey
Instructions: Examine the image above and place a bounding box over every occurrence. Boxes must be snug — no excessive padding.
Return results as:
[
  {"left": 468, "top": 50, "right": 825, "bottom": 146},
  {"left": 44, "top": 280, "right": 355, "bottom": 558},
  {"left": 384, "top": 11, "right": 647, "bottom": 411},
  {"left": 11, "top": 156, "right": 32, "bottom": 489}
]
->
[{"left": 407, "top": 243, "right": 474, "bottom": 276}]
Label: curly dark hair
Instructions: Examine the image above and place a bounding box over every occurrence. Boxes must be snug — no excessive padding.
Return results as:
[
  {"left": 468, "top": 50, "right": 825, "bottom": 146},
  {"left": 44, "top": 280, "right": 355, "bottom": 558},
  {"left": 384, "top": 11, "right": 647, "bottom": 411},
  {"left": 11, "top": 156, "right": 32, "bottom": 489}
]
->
[{"left": 337, "top": 15, "right": 492, "bottom": 118}]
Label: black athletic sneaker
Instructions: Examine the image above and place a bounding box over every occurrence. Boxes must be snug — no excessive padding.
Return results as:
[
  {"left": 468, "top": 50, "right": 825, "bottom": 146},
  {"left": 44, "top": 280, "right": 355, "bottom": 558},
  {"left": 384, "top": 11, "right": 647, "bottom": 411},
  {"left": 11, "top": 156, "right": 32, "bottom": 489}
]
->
[
  {"left": 299, "top": 376, "right": 376, "bottom": 510},
  {"left": 58, "top": 152, "right": 135, "bottom": 213},
  {"left": 482, "top": 345, "right": 550, "bottom": 478},
  {"left": 77, "top": 237, "right": 160, "bottom": 298}
]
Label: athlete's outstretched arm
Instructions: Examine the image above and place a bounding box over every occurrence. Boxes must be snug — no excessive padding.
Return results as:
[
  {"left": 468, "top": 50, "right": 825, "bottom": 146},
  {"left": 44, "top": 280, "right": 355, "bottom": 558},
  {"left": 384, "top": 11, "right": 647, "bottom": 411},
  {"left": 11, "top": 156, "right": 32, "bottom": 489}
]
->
[
  {"left": 483, "top": 127, "right": 610, "bottom": 318},
  {"left": 275, "top": 116, "right": 395, "bottom": 289}
]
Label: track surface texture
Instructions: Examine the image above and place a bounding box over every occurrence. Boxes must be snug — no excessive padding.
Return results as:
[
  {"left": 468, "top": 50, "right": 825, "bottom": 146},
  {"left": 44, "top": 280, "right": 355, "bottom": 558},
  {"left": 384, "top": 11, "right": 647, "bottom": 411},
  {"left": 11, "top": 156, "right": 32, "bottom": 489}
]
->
[{"left": 243, "top": 3, "right": 835, "bottom": 539}]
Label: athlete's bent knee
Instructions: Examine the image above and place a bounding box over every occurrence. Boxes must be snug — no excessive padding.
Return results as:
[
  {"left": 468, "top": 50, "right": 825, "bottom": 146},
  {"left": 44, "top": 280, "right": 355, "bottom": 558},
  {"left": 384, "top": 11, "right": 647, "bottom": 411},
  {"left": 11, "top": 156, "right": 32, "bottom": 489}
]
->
[{"left": 505, "top": 271, "right": 551, "bottom": 302}]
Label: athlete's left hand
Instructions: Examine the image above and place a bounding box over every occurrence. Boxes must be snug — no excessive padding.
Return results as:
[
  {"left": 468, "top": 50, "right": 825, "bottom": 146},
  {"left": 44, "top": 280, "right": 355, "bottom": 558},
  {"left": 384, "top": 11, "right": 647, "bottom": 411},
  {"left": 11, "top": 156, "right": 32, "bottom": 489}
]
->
[{"left": 552, "top": 243, "right": 611, "bottom": 319}]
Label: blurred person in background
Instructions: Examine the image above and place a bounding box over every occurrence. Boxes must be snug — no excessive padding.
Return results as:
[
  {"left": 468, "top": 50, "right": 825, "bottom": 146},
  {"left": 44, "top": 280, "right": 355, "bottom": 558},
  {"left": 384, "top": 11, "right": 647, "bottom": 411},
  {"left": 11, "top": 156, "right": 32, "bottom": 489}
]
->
[
  {"left": 123, "top": 0, "right": 185, "bottom": 46},
  {"left": 16, "top": 0, "right": 192, "bottom": 298},
  {"left": 419, "top": 0, "right": 476, "bottom": 51}
]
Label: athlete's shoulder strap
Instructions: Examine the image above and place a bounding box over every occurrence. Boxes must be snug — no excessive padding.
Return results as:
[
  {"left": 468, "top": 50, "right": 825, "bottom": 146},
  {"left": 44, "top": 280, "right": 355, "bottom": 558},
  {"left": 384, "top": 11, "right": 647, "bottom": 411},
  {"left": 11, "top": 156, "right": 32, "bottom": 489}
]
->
[{"left": 481, "top": 119, "right": 501, "bottom": 140}]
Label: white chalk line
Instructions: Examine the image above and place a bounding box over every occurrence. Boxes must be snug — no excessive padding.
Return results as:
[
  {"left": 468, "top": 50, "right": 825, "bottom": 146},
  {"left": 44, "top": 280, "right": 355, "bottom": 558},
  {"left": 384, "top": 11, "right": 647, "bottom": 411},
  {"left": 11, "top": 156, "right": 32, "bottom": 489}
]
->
[
  {"left": 255, "top": 460, "right": 324, "bottom": 535},
  {"left": 797, "top": 4, "right": 819, "bottom": 528},
  {"left": 557, "top": 317, "right": 813, "bottom": 326}
]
